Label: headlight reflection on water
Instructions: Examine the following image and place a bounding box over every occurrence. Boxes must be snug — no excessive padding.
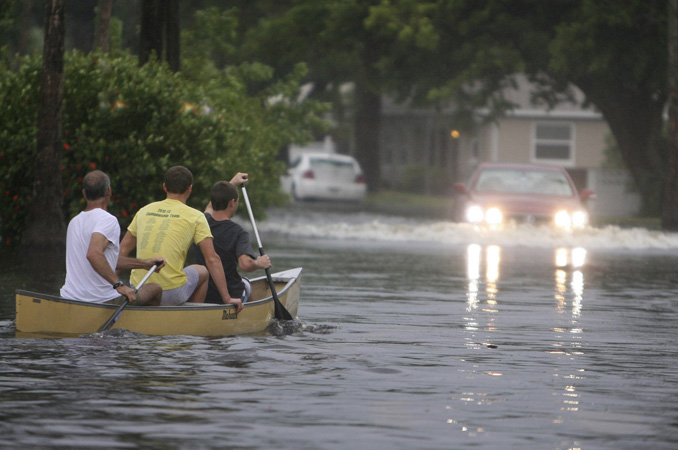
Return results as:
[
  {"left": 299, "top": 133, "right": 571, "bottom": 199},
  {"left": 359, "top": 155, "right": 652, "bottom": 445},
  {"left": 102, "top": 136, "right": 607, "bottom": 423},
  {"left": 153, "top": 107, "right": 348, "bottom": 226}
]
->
[
  {"left": 466, "top": 245, "right": 587, "bottom": 318},
  {"left": 464, "top": 244, "right": 588, "bottom": 416},
  {"left": 554, "top": 247, "right": 587, "bottom": 318},
  {"left": 465, "top": 244, "right": 500, "bottom": 313}
]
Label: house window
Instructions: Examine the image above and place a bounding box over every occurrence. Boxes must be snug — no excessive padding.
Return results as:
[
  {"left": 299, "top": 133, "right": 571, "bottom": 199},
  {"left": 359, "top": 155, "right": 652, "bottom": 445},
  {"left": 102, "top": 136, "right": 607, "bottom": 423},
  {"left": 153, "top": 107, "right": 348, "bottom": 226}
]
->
[{"left": 533, "top": 123, "right": 574, "bottom": 164}]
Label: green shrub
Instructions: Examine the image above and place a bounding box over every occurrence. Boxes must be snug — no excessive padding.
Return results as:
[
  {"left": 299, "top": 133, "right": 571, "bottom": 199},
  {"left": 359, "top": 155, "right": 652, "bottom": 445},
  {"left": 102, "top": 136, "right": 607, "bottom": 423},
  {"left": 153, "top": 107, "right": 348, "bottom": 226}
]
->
[
  {"left": 0, "top": 50, "right": 327, "bottom": 246},
  {"left": 399, "top": 163, "right": 454, "bottom": 196}
]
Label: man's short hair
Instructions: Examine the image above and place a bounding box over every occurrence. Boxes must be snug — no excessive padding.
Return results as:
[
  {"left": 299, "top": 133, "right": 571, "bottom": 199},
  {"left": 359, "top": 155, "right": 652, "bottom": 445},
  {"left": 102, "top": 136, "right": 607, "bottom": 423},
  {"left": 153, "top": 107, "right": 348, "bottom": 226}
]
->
[
  {"left": 82, "top": 170, "right": 110, "bottom": 200},
  {"left": 210, "top": 181, "right": 239, "bottom": 210},
  {"left": 164, "top": 166, "right": 193, "bottom": 193}
]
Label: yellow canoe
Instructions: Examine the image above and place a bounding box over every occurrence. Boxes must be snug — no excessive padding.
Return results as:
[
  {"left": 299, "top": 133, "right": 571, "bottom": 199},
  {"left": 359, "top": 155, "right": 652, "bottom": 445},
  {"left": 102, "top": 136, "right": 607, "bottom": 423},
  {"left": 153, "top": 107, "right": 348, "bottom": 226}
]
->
[{"left": 15, "top": 267, "right": 302, "bottom": 337}]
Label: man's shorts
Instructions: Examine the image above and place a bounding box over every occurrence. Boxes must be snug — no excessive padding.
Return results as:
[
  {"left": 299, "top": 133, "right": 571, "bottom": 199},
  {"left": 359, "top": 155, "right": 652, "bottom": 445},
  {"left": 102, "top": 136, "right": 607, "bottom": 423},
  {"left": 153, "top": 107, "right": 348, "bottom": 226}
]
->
[{"left": 160, "top": 266, "right": 199, "bottom": 306}]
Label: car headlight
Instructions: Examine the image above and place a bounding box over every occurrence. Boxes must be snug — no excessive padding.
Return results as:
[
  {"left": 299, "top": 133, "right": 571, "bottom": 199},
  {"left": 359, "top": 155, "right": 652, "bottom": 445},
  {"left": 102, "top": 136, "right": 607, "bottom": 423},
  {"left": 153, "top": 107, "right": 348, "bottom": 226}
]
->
[
  {"left": 554, "top": 210, "right": 572, "bottom": 228},
  {"left": 571, "top": 210, "right": 588, "bottom": 228},
  {"left": 485, "top": 207, "right": 503, "bottom": 225},
  {"left": 465, "top": 205, "right": 484, "bottom": 223},
  {"left": 555, "top": 210, "right": 588, "bottom": 229},
  {"left": 464, "top": 205, "right": 503, "bottom": 225}
]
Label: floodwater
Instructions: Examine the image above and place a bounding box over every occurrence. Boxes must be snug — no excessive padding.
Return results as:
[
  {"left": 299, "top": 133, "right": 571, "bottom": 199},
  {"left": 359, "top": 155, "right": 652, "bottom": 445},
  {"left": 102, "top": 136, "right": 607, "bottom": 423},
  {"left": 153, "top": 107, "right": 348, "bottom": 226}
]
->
[{"left": 1, "top": 203, "right": 678, "bottom": 449}]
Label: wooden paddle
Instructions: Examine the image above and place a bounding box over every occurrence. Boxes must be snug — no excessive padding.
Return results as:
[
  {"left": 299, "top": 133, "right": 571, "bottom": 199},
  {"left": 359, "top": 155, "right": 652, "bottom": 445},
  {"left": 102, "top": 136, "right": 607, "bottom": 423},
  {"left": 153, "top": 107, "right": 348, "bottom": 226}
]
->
[
  {"left": 241, "top": 185, "right": 294, "bottom": 321},
  {"left": 99, "top": 263, "right": 158, "bottom": 332}
]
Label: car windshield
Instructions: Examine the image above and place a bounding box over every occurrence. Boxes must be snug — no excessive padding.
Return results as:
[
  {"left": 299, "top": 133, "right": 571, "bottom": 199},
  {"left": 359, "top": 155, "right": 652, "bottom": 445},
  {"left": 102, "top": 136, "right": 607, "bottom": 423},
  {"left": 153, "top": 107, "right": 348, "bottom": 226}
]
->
[{"left": 474, "top": 168, "right": 574, "bottom": 196}]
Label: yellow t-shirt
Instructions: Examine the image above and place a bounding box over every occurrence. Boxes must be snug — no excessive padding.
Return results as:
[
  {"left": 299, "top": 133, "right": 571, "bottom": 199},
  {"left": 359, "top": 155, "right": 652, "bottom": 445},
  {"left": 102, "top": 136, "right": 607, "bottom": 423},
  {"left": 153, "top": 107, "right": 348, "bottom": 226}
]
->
[{"left": 128, "top": 198, "right": 212, "bottom": 290}]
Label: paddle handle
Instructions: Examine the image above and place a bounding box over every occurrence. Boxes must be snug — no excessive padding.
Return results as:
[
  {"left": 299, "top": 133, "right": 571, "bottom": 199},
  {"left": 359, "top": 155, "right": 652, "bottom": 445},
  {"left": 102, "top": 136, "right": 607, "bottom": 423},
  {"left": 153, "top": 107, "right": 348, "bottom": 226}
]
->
[
  {"left": 135, "top": 263, "right": 158, "bottom": 289},
  {"left": 241, "top": 184, "right": 293, "bottom": 320},
  {"left": 99, "top": 263, "right": 158, "bottom": 332},
  {"left": 241, "top": 185, "right": 263, "bottom": 248}
]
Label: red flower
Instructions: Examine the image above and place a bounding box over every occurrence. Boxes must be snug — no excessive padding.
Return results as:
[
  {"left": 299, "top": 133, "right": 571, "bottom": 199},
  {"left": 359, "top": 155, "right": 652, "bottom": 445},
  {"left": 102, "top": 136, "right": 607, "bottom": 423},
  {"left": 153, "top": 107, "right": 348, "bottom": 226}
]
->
[
  {"left": 64, "top": 143, "right": 70, "bottom": 150},
  {"left": 12, "top": 195, "right": 18, "bottom": 201},
  {"left": 122, "top": 209, "right": 129, "bottom": 218},
  {"left": 89, "top": 162, "right": 96, "bottom": 169}
]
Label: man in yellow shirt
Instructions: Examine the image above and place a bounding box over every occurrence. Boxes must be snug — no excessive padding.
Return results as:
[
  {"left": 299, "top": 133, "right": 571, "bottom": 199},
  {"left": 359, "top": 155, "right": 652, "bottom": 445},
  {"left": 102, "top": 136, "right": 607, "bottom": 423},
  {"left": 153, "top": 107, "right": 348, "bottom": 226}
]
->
[{"left": 119, "top": 166, "right": 246, "bottom": 311}]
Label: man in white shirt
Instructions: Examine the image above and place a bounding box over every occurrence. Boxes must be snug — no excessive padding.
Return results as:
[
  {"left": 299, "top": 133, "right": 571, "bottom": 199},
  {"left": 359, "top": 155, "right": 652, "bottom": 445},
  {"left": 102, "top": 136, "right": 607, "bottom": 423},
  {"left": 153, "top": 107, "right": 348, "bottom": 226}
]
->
[{"left": 60, "top": 170, "right": 165, "bottom": 305}]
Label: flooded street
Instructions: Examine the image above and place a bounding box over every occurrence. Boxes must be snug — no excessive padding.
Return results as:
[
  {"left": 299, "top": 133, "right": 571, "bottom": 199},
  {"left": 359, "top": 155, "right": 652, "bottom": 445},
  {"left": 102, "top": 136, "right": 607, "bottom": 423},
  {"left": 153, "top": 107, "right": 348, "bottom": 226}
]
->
[{"left": 1, "top": 203, "right": 678, "bottom": 449}]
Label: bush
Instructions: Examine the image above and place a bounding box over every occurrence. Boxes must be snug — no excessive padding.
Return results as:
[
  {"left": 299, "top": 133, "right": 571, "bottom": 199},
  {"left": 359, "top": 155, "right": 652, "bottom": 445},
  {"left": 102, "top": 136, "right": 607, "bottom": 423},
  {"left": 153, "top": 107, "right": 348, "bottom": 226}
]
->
[
  {"left": 399, "top": 164, "right": 454, "bottom": 196},
  {"left": 0, "top": 50, "right": 327, "bottom": 246}
]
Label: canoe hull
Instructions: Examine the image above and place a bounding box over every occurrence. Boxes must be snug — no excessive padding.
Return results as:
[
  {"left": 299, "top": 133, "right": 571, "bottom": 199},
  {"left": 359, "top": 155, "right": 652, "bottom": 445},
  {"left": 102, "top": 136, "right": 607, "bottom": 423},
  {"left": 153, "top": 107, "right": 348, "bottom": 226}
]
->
[{"left": 15, "top": 268, "right": 302, "bottom": 337}]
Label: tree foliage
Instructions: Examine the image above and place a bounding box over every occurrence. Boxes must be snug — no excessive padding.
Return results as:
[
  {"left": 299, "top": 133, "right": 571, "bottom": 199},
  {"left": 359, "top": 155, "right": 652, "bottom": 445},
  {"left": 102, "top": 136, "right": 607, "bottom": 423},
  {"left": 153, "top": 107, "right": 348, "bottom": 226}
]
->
[
  {"left": 0, "top": 48, "right": 327, "bottom": 247},
  {"left": 357, "top": 0, "right": 668, "bottom": 215}
]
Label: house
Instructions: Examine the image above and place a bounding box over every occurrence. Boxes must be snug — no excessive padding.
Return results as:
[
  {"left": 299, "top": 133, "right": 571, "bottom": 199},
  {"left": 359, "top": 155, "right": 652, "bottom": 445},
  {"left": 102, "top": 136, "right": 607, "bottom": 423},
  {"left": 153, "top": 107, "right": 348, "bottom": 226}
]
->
[{"left": 378, "top": 75, "right": 641, "bottom": 218}]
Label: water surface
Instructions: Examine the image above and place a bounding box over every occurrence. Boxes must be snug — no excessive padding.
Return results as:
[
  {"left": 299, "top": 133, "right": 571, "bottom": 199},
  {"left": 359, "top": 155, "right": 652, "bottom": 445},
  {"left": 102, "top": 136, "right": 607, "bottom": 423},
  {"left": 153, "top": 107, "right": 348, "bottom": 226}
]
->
[{"left": 1, "top": 204, "right": 677, "bottom": 449}]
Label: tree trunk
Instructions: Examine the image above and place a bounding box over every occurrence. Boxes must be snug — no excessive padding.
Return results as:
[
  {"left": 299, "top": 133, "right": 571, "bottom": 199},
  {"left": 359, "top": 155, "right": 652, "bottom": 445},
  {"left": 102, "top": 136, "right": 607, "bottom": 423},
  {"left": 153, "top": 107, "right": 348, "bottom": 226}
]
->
[
  {"left": 165, "top": 0, "right": 180, "bottom": 72},
  {"left": 354, "top": 83, "right": 381, "bottom": 192},
  {"left": 18, "top": 0, "right": 34, "bottom": 55},
  {"left": 94, "top": 0, "right": 113, "bottom": 52},
  {"left": 139, "top": 0, "right": 163, "bottom": 66},
  {"left": 605, "top": 102, "right": 665, "bottom": 215},
  {"left": 139, "top": 0, "right": 180, "bottom": 71},
  {"left": 21, "top": 0, "right": 66, "bottom": 252},
  {"left": 579, "top": 75, "right": 667, "bottom": 216},
  {"left": 664, "top": 0, "right": 678, "bottom": 229}
]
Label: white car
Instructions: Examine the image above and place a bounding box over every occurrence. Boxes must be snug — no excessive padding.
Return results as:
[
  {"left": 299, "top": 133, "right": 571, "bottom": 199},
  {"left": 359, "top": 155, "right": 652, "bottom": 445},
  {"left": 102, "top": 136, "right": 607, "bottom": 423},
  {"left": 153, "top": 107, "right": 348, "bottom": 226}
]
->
[{"left": 281, "top": 152, "right": 367, "bottom": 202}]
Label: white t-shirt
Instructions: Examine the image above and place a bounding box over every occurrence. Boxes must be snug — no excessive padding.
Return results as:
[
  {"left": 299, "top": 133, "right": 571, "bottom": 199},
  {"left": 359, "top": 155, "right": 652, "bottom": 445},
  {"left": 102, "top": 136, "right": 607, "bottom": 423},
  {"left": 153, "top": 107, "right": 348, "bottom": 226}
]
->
[{"left": 60, "top": 208, "right": 121, "bottom": 303}]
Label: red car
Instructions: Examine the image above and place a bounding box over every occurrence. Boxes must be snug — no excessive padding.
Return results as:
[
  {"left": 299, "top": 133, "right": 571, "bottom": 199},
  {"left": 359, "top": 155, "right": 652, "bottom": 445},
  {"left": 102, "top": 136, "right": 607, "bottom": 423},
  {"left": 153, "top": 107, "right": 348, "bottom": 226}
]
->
[{"left": 453, "top": 162, "right": 595, "bottom": 229}]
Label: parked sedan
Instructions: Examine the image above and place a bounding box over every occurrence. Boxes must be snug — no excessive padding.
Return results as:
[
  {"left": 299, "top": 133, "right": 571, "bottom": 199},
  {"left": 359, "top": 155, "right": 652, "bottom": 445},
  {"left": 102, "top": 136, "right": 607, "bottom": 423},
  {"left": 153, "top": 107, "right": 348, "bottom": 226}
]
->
[
  {"left": 453, "top": 162, "right": 595, "bottom": 229},
  {"left": 281, "top": 152, "right": 367, "bottom": 202}
]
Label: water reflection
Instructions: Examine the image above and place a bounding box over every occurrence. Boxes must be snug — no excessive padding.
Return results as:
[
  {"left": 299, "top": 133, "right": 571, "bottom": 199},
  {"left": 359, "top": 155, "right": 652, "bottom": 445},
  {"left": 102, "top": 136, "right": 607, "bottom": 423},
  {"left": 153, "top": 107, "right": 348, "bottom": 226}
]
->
[
  {"left": 465, "top": 244, "right": 587, "bottom": 319},
  {"left": 552, "top": 247, "right": 587, "bottom": 416},
  {"left": 554, "top": 247, "right": 586, "bottom": 319},
  {"left": 463, "top": 244, "right": 590, "bottom": 422},
  {"left": 465, "top": 244, "right": 500, "bottom": 314},
  {"left": 464, "top": 244, "right": 501, "bottom": 343}
]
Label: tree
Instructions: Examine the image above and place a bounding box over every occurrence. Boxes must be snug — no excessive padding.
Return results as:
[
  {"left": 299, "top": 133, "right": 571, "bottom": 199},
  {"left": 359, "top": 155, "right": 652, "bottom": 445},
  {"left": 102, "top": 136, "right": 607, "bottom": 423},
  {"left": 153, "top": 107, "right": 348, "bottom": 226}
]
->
[
  {"left": 666, "top": 0, "right": 678, "bottom": 229},
  {"left": 360, "top": 0, "right": 668, "bottom": 219},
  {"left": 21, "top": 0, "right": 66, "bottom": 251},
  {"left": 234, "top": 1, "right": 387, "bottom": 191},
  {"left": 139, "top": 0, "right": 180, "bottom": 71},
  {"left": 94, "top": 0, "right": 113, "bottom": 52},
  {"left": 545, "top": 1, "right": 667, "bottom": 218}
]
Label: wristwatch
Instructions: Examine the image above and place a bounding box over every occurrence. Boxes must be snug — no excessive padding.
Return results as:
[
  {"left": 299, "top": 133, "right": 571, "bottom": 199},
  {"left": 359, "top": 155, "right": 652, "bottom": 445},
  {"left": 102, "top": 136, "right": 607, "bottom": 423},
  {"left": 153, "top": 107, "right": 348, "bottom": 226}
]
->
[{"left": 112, "top": 281, "right": 124, "bottom": 290}]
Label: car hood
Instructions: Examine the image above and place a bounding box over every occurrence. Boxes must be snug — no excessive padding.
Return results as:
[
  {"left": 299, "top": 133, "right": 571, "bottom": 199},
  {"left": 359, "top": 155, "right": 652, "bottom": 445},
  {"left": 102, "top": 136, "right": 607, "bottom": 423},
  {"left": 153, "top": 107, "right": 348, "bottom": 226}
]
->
[{"left": 468, "top": 192, "right": 583, "bottom": 215}]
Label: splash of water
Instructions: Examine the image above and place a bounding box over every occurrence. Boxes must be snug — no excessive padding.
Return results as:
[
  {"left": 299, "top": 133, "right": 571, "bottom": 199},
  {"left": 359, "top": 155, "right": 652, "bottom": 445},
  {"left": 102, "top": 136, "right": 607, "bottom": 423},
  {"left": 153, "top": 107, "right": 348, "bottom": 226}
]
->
[{"left": 255, "top": 209, "right": 678, "bottom": 250}]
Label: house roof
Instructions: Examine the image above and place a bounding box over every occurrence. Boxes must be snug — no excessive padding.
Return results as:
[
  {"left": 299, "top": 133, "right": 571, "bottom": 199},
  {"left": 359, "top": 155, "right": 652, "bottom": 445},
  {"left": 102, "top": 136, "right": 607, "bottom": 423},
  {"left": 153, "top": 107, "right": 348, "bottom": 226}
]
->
[
  {"left": 500, "top": 74, "right": 602, "bottom": 120},
  {"left": 381, "top": 74, "right": 603, "bottom": 121}
]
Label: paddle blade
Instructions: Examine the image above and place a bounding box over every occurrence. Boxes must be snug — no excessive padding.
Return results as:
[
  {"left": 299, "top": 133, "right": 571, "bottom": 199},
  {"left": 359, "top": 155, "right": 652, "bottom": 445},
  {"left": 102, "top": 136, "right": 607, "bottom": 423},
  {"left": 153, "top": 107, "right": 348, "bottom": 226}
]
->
[{"left": 265, "top": 267, "right": 294, "bottom": 321}]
